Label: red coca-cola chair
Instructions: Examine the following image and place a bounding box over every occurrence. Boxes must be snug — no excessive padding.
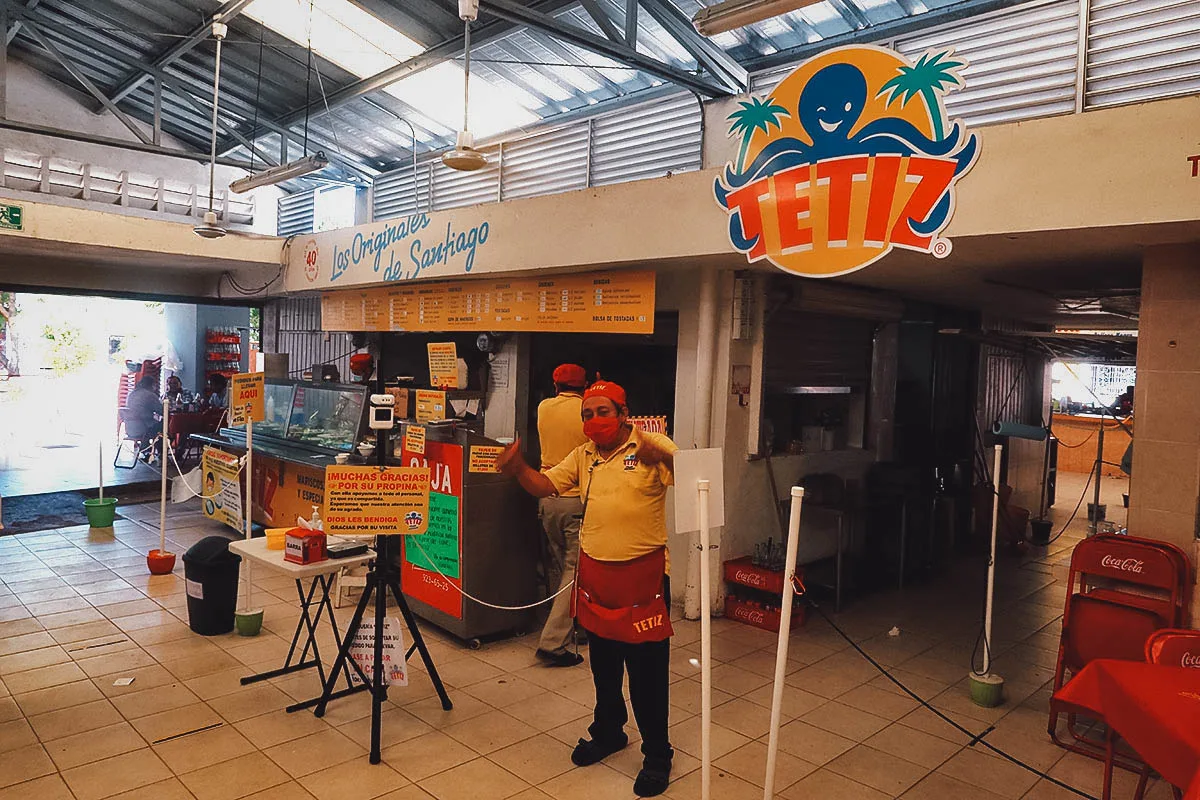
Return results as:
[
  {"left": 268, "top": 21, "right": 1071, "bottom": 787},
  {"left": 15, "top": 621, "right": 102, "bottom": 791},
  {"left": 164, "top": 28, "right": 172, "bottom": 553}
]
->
[
  {"left": 1048, "top": 535, "right": 1191, "bottom": 766},
  {"left": 1144, "top": 628, "right": 1200, "bottom": 669}
]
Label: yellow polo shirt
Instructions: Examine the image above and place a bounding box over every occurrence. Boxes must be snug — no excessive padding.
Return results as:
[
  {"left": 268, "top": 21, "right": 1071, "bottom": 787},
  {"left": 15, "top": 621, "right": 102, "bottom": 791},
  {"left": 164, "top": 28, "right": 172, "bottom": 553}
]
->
[
  {"left": 537, "top": 392, "right": 588, "bottom": 497},
  {"left": 545, "top": 428, "right": 677, "bottom": 571}
]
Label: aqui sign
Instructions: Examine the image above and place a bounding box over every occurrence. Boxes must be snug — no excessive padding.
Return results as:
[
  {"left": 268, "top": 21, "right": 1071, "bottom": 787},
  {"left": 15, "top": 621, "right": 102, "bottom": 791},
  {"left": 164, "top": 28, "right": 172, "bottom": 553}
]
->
[{"left": 714, "top": 45, "right": 979, "bottom": 278}]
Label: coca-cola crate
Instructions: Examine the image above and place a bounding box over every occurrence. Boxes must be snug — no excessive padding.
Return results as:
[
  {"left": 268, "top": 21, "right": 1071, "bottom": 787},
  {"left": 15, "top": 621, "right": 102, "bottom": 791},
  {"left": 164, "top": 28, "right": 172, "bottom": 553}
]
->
[
  {"left": 724, "top": 596, "right": 805, "bottom": 633},
  {"left": 724, "top": 557, "right": 786, "bottom": 594}
]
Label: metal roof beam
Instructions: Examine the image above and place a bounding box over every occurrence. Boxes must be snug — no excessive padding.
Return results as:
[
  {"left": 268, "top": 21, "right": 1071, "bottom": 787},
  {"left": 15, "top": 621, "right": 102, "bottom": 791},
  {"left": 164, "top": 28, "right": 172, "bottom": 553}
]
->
[
  {"left": 479, "top": 0, "right": 729, "bottom": 97},
  {"left": 624, "top": 0, "right": 638, "bottom": 45},
  {"left": 580, "top": 0, "right": 624, "bottom": 43},
  {"left": 744, "top": 0, "right": 1028, "bottom": 71},
  {"left": 0, "top": 0, "right": 380, "bottom": 176},
  {"left": 101, "top": 0, "right": 256, "bottom": 112},
  {"left": 4, "top": 0, "right": 37, "bottom": 46},
  {"left": 828, "top": 0, "right": 874, "bottom": 29},
  {"left": 637, "top": 0, "right": 748, "bottom": 93},
  {"left": 21, "top": 18, "right": 153, "bottom": 144},
  {"left": 158, "top": 74, "right": 279, "bottom": 167}
]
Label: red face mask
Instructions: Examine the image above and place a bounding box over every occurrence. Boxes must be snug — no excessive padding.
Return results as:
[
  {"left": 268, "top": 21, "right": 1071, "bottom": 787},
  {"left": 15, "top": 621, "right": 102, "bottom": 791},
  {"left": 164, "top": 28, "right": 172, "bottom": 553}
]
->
[{"left": 584, "top": 417, "right": 624, "bottom": 448}]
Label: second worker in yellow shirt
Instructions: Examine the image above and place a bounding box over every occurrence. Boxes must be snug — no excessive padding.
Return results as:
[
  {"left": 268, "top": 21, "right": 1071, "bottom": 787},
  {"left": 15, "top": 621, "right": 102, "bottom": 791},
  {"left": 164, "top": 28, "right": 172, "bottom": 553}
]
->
[{"left": 534, "top": 363, "right": 590, "bottom": 666}]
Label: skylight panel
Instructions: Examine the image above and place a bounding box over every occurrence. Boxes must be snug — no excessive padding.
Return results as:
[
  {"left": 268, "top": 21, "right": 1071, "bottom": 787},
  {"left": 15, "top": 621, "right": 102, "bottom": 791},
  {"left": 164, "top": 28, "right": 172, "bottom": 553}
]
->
[
  {"left": 244, "top": 0, "right": 422, "bottom": 77},
  {"left": 384, "top": 62, "right": 539, "bottom": 139},
  {"left": 245, "top": 0, "right": 540, "bottom": 140}
]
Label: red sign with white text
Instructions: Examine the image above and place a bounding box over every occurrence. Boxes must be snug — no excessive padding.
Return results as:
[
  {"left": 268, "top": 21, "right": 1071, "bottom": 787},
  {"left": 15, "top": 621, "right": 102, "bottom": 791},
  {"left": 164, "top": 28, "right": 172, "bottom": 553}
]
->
[{"left": 398, "top": 440, "right": 464, "bottom": 619}]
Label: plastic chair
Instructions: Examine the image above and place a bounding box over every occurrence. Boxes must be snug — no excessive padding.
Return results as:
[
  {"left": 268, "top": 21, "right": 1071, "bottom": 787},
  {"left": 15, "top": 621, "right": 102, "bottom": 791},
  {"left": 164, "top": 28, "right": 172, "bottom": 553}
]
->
[
  {"left": 1144, "top": 628, "right": 1200, "bottom": 669},
  {"left": 114, "top": 408, "right": 159, "bottom": 470}
]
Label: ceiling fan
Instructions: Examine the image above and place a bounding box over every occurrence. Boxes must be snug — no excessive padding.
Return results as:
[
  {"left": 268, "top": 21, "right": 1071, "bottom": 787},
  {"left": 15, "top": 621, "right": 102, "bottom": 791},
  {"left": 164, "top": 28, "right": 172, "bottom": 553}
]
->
[
  {"left": 192, "top": 17, "right": 276, "bottom": 241},
  {"left": 442, "top": 0, "right": 487, "bottom": 172}
]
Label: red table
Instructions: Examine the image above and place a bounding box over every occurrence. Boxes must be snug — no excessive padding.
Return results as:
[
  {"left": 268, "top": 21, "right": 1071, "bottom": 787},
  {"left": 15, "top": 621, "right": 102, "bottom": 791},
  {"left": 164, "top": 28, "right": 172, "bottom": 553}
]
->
[{"left": 1054, "top": 659, "right": 1200, "bottom": 799}]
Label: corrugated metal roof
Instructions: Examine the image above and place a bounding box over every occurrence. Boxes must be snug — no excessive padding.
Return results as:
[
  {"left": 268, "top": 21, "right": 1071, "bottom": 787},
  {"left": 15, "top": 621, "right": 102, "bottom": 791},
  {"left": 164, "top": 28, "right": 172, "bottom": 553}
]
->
[{"left": 6, "top": 0, "right": 1026, "bottom": 186}]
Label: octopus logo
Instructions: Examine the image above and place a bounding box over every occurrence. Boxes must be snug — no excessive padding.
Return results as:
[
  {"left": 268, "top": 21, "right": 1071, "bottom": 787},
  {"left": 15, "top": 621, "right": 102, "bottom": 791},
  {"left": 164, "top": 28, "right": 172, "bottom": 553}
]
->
[
  {"left": 714, "top": 45, "right": 979, "bottom": 278},
  {"left": 404, "top": 511, "right": 424, "bottom": 530},
  {"left": 303, "top": 239, "right": 320, "bottom": 283}
]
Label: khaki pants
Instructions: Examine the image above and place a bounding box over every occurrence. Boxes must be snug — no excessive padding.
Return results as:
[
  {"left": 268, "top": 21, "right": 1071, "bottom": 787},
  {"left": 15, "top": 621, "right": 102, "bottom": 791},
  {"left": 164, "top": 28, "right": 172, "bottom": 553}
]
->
[{"left": 538, "top": 495, "right": 583, "bottom": 655}]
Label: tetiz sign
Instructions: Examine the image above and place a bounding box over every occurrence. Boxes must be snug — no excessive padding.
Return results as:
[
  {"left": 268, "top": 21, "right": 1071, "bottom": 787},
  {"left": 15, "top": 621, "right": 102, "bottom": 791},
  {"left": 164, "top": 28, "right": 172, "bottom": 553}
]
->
[{"left": 714, "top": 45, "right": 979, "bottom": 278}]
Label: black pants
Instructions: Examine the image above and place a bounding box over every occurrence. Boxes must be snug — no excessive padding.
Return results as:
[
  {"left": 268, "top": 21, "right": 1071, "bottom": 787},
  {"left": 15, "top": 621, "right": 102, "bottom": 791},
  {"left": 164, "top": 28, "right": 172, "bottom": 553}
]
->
[{"left": 582, "top": 577, "right": 672, "bottom": 762}]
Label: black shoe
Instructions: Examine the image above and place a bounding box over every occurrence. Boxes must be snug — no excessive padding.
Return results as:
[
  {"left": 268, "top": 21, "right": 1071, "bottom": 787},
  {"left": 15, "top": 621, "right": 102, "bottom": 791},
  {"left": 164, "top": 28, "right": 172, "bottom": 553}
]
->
[
  {"left": 633, "top": 754, "right": 673, "bottom": 797},
  {"left": 536, "top": 648, "right": 584, "bottom": 667},
  {"left": 571, "top": 734, "right": 628, "bottom": 767}
]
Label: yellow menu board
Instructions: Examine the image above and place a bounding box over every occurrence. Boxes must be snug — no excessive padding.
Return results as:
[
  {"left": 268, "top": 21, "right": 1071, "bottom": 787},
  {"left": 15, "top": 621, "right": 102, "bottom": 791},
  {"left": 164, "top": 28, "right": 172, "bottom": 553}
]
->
[{"left": 322, "top": 269, "right": 654, "bottom": 334}]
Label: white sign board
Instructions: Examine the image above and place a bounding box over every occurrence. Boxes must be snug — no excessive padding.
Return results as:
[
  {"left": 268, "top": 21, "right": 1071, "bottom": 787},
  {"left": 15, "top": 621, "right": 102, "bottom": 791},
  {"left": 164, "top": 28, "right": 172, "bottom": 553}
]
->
[
  {"left": 673, "top": 448, "right": 725, "bottom": 533},
  {"left": 348, "top": 616, "right": 408, "bottom": 687}
]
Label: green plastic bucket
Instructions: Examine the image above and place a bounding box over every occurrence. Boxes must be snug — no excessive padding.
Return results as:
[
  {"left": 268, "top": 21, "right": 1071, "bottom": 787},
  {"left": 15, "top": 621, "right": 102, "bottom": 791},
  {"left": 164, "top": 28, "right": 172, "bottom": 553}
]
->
[
  {"left": 968, "top": 672, "right": 1005, "bottom": 708},
  {"left": 83, "top": 497, "right": 118, "bottom": 528}
]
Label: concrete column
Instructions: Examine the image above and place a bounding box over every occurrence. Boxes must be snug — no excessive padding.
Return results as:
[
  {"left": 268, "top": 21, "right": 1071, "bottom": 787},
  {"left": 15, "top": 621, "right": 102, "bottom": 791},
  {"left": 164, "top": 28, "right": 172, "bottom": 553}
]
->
[{"left": 1128, "top": 244, "right": 1200, "bottom": 624}]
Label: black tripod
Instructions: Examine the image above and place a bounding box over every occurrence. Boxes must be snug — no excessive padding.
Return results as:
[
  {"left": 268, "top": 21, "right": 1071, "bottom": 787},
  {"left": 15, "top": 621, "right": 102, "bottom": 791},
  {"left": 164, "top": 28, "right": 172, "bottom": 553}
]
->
[
  {"left": 312, "top": 534, "right": 453, "bottom": 761},
  {"left": 312, "top": 379, "right": 452, "bottom": 763}
]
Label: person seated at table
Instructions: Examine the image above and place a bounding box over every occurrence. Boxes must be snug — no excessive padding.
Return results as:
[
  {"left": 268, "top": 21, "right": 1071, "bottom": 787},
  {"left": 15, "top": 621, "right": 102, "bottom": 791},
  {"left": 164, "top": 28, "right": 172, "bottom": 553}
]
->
[
  {"left": 203, "top": 374, "right": 228, "bottom": 409},
  {"left": 163, "top": 375, "right": 184, "bottom": 405},
  {"left": 123, "top": 376, "right": 161, "bottom": 457}
]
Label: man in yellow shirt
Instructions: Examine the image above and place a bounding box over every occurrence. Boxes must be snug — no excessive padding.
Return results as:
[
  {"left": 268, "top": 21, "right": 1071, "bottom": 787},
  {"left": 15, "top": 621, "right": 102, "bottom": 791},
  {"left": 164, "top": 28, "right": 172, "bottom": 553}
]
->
[
  {"left": 534, "top": 363, "right": 589, "bottom": 667},
  {"left": 498, "top": 381, "right": 677, "bottom": 798}
]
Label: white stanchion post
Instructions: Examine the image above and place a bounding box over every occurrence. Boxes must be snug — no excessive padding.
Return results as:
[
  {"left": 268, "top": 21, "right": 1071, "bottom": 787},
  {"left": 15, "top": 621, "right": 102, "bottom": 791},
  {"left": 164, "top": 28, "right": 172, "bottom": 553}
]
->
[
  {"left": 159, "top": 399, "right": 168, "bottom": 554},
  {"left": 698, "top": 479, "right": 712, "bottom": 800},
  {"left": 244, "top": 408, "right": 254, "bottom": 612},
  {"left": 763, "top": 486, "right": 804, "bottom": 800},
  {"left": 99, "top": 440, "right": 105, "bottom": 502},
  {"left": 983, "top": 443, "right": 1002, "bottom": 675}
]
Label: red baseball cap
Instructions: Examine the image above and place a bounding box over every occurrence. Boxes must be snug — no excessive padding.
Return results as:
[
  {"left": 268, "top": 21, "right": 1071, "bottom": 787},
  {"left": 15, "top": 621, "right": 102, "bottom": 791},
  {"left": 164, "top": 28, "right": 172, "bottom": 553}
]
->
[
  {"left": 552, "top": 363, "right": 586, "bottom": 388},
  {"left": 584, "top": 380, "right": 626, "bottom": 409}
]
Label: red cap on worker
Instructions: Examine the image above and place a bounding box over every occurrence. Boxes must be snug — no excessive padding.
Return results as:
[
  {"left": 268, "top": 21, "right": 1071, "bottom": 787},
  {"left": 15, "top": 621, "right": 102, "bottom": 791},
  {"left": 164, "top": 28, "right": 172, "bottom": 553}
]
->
[
  {"left": 584, "top": 380, "right": 626, "bottom": 409},
  {"left": 552, "top": 363, "right": 587, "bottom": 388}
]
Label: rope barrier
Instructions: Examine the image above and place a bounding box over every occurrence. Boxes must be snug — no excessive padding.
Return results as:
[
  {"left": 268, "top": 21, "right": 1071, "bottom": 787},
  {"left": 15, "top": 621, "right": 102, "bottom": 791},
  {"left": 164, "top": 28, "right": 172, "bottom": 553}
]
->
[{"left": 406, "top": 536, "right": 573, "bottom": 611}]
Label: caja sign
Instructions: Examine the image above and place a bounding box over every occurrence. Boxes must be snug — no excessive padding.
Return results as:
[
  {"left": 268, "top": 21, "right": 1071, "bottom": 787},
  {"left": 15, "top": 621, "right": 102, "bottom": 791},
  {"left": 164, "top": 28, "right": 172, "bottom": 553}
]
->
[{"left": 714, "top": 46, "right": 979, "bottom": 278}]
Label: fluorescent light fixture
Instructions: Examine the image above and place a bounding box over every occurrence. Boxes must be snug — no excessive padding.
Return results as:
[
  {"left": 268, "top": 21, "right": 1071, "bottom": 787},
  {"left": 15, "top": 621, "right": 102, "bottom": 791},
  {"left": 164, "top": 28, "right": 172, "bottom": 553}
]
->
[
  {"left": 230, "top": 152, "right": 329, "bottom": 194},
  {"left": 693, "top": 0, "right": 824, "bottom": 35}
]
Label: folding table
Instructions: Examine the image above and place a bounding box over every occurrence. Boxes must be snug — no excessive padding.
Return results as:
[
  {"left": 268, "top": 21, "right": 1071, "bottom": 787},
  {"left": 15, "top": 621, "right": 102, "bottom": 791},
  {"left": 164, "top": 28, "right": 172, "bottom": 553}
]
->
[{"left": 229, "top": 537, "right": 375, "bottom": 712}]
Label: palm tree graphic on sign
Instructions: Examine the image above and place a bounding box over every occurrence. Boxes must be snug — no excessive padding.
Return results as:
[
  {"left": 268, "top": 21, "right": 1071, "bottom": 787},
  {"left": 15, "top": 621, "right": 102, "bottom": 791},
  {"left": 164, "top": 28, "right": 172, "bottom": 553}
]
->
[
  {"left": 728, "top": 96, "right": 790, "bottom": 171},
  {"left": 877, "top": 51, "right": 966, "bottom": 141}
]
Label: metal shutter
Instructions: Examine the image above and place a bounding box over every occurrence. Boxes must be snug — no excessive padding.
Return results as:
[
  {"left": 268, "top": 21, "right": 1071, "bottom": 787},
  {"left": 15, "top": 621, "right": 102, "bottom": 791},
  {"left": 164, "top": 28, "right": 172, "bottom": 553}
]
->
[
  {"left": 895, "top": 0, "right": 1080, "bottom": 127},
  {"left": 430, "top": 155, "right": 500, "bottom": 210},
  {"left": 270, "top": 296, "right": 354, "bottom": 379},
  {"left": 589, "top": 93, "right": 702, "bottom": 186},
  {"left": 277, "top": 190, "right": 315, "bottom": 237},
  {"left": 764, "top": 311, "right": 876, "bottom": 389},
  {"left": 1085, "top": 0, "right": 1200, "bottom": 109},
  {"left": 373, "top": 165, "right": 426, "bottom": 221},
  {"left": 500, "top": 123, "right": 590, "bottom": 200}
]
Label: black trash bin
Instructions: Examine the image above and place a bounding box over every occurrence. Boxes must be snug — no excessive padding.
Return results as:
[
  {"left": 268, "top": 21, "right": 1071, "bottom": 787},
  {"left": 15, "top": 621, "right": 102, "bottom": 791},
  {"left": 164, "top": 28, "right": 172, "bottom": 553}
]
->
[{"left": 183, "top": 536, "right": 242, "bottom": 635}]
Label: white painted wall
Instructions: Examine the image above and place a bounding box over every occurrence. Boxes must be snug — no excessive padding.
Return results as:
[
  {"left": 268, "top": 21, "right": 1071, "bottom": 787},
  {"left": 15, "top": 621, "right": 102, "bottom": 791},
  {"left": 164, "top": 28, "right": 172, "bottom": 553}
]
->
[{"left": 3, "top": 60, "right": 281, "bottom": 234}]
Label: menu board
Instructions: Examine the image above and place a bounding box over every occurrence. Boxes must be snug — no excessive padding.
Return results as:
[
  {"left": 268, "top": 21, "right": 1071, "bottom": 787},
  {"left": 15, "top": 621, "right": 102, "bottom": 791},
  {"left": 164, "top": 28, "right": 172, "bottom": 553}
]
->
[{"left": 321, "top": 269, "right": 654, "bottom": 334}]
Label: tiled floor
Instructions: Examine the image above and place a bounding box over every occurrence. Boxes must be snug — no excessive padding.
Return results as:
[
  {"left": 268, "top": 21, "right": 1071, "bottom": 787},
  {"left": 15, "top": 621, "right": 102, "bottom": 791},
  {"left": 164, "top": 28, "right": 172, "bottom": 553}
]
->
[
  {"left": 0, "top": 440, "right": 159, "bottom": 498},
  {"left": 0, "top": 472, "right": 1175, "bottom": 800}
]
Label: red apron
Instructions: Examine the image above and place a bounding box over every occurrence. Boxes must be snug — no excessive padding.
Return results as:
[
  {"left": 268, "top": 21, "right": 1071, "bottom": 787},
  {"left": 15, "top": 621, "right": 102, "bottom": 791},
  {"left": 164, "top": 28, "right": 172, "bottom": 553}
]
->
[{"left": 573, "top": 547, "right": 673, "bottom": 644}]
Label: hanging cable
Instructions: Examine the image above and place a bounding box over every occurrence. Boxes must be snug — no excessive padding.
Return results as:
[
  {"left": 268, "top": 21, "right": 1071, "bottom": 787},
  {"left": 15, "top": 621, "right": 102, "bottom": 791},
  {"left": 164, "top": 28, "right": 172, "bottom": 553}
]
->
[
  {"left": 302, "top": 0, "right": 314, "bottom": 156},
  {"left": 249, "top": 24, "right": 266, "bottom": 175},
  {"left": 207, "top": 23, "right": 225, "bottom": 215}
]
